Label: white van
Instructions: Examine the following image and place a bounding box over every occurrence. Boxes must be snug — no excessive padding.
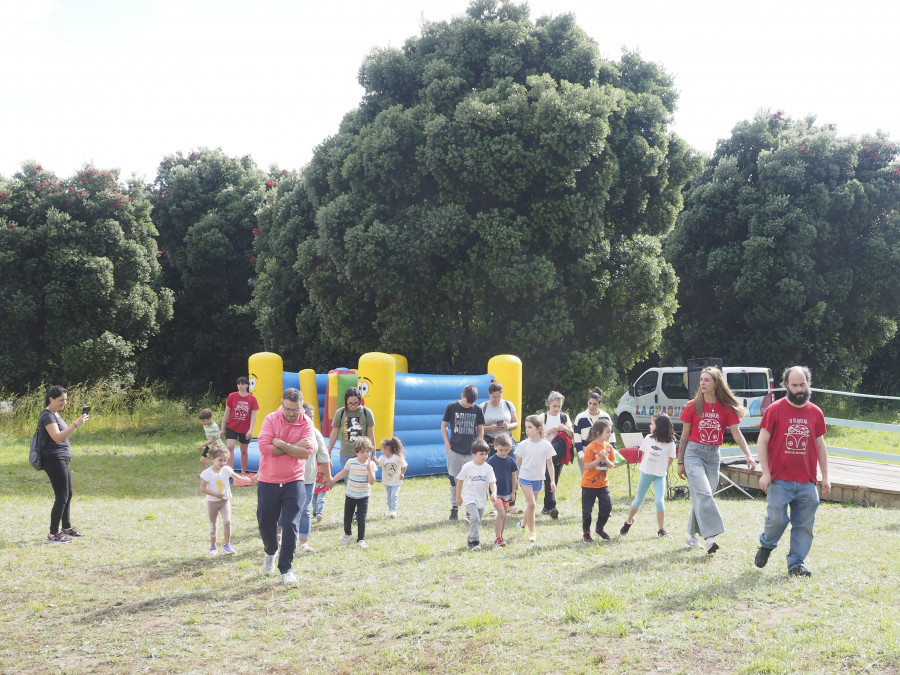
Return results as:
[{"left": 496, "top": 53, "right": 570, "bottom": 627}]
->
[{"left": 613, "top": 367, "right": 774, "bottom": 434}]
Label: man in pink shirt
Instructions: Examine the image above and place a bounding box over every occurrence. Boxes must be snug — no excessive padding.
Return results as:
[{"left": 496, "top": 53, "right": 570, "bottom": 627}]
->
[{"left": 256, "top": 388, "right": 314, "bottom": 585}]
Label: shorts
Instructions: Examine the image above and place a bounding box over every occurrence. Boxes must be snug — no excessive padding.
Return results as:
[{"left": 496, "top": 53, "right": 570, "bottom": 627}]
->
[
  {"left": 497, "top": 495, "right": 512, "bottom": 508},
  {"left": 519, "top": 478, "right": 544, "bottom": 493},
  {"left": 225, "top": 427, "right": 251, "bottom": 444},
  {"left": 201, "top": 445, "right": 210, "bottom": 458},
  {"left": 446, "top": 451, "right": 469, "bottom": 479}
]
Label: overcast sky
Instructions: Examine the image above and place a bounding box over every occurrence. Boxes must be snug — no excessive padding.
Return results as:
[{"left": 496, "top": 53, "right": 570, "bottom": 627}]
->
[{"left": 2, "top": 0, "right": 898, "bottom": 182}]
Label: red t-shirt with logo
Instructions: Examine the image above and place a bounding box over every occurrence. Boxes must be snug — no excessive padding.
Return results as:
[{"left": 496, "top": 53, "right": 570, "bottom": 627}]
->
[
  {"left": 679, "top": 400, "right": 740, "bottom": 446},
  {"left": 225, "top": 392, "right": 260, "bottom": 435},
  {"left": 761, "top": 397, "right": 826, "bottom": 483}
]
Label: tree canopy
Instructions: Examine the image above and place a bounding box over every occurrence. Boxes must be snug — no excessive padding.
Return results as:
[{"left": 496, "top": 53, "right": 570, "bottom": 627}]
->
[
  {"left": 257, "top": 0, "right": 698, "bottom": 402},
  {"left": 145, "top": 149, "right": 267, "bottom": 395},
  {"left": 663, "top": 112, "right": 900, "bottom": 388},
  {"left": 0, "top": 162, "right": 173, "bottom": 389}
]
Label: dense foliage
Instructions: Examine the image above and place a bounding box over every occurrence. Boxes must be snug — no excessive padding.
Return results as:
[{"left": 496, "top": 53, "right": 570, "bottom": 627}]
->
[
  {"left": 664, "top": 113, "right": 900, "bottom": 388},
  {"left": 145, "top": 149, "right": 266, "bottom": 395},
  {"left": 0, "top": 163, "right": 173, "bottom": 389},
  {"left": 256, "top": 0, "right": 699, "bottom": 403}
]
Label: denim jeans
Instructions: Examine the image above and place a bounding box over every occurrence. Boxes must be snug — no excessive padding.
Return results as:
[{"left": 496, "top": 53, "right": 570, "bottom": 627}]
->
[
  {"left": 759, "top": 479, "right": 820, "bottom": 570},
  {"left": 43, "top": 455, "right": 73, "bottom": 534},
  {"left": 311, "top": 491, "right": 326, "bottom": 517},
  {"left": 684, "top": 441, "right": 725, "bottom": 538},
  {"left": 631, "top": 471, "right": 666, "bottom": 512},
  {"left": 298, "top": 482, "right": 314, "bottom": 539},
  {"left": 257, "top": 480, "right": 304, "bottom": 574},
  {"left": 384, "top": 484, "right": 401, "bottom": 512}
]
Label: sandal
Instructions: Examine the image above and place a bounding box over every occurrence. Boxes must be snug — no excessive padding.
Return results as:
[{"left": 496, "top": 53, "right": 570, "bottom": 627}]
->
[{"left": 61, "top": 527, "right": 84, "bottom": 537}]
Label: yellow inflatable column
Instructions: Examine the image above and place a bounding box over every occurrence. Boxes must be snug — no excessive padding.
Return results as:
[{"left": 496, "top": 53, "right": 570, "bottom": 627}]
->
[
  {"left": 487, "top": 355, "right": 523, "bottom": 442},
  {"left": 358, "top": 352, "right": 396, "bottom": 447},
  {"left": 389, "top": 354, "right": 409, "bottom": 373},
  {"left": 299, "top": 369, "right": 320, "bottom": 430},
  {"left": 248, "top": 352, "right": 284, "bottom": 438}
]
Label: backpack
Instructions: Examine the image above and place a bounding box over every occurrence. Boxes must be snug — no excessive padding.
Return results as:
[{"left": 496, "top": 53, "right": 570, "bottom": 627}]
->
[
  {"left": 543, "top": 412, "right": 573, "bottom": 465},
  {"left": 29, "top": 425, "right": 43, "bottom": 471}
]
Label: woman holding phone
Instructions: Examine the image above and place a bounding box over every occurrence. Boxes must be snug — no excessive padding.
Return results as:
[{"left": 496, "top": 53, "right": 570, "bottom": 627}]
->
[{"left": 39, "top": 385, "right": 89, "bottom": 543}]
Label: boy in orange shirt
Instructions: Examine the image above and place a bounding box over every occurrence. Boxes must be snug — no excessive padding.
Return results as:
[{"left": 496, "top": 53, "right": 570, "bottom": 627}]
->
[{"left": 581, "top": 419, "right": 619, "bottom": 542}]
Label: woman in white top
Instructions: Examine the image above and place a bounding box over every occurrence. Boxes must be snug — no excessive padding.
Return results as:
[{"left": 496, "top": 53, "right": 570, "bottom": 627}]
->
[
  {"left": 480, "top": 380, "right": 519, "bottom": 454},
  {"left": 572, "top": 388, "right": 613, "bottom": 474}
]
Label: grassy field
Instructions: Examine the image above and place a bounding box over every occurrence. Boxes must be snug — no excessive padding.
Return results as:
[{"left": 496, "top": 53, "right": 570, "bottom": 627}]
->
[{"left": 1, "top": 388, "right": 898, "bottom": 675}]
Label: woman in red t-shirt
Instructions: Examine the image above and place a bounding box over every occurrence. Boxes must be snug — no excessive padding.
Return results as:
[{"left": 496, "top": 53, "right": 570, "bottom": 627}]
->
[
  {"left": 676, "top": 367, "right": 756, "bottom": 554},
  {"left": 221, "top": 376, "right": 260, "bottom": 476}
]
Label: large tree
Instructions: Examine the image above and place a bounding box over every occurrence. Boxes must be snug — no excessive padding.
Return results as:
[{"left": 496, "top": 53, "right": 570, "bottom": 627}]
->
[
  {"left": 271, "top": 0, "right": 697, "bottom": 404},
  {"left": 663, "top": 112, "right": 900, "bottom": 388},
  {"left": 0, "top": 162, "right": 173, "bottom": 390},
  {"left": 145, "top": 149, "right": 266, "bottom": 396}
]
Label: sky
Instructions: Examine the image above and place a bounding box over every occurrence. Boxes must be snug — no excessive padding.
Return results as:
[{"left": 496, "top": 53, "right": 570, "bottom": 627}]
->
[{"left": 2, "top": 0, "right": 898, "bottom": 182}]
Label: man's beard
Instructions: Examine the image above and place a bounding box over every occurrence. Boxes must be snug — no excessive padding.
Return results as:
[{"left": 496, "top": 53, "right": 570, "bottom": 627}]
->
[{"left": 786, "top": 389, "right": 811, "bottom": 405}]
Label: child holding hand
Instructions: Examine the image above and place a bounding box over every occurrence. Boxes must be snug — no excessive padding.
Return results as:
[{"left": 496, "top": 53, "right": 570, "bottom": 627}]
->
[
  {"left": 581, "top": 419, "right": 619, "bottom": 542},
  {"left": 486, "top": 433, "right": 517, "bottom": 547},
  {"left": 620, "top": 413, "right": 677, "bottom": 538},
  {"left": 328, "top": 438, "right": 376, "bottom": 548},
  {"left": 200, "top": 446, "right": 257, "bottom": 555},
  {"left": 378, "top": 437, "right": 408, "bottom": 518},
  {"left": 455, "top": 439, "right": 498, "bottom": 551}
]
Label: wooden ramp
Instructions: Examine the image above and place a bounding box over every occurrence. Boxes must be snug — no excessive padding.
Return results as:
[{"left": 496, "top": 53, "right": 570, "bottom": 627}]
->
[{"left": 720, "top": 455, "right": 900, "bottom": 508}]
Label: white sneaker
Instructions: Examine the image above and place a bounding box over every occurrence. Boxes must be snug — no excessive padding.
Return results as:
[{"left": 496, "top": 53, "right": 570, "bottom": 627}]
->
[
  {"left": 281, "top": 569, "right": 298, "bottom": 585},
  {"left": 357, "top": 540, "right": 368, "bottom": 549},
  {"left": 341, "top": 534, "right": 351, "bottom": 545},
  {"left": 315, "top": 514, "right": 323, "bottom": 523},
  {"left": 389, "top": 511, "right": 397, "bottom": 518},
  {"left": 262, "top": 553, "right": 276, "bottom": 574},
  {"left": 298, "top": 542, "right": 314, "bottom": 553},
  {"left": 685, "top": 536, "right": 700, "bottom": 549}
]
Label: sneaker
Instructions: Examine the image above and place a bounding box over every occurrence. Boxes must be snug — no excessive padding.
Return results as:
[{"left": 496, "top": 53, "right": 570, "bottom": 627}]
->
[
  {"left": 341, "top": 534, "right": 351, "bottom": 545},
  {"left": 516, "top": 521, "right": 525, "bottom": 534},
  {"left": 789, "top": 565, "right": 812, "bottom": 578},
  {"left": 549, "top": 508, "right": 559, "bottom": 520},
  {"left": 755, "top": 546, "right": 773, "bottom": 568},
  {"left": 620, "top": 520, "right": 633, "bottom": 535},
  {"left": 528, "top": 530, "right": 536, "bottom": 543},
  {"left": 61, "top": 527, "right": 83, "bottom": 537},
  {"left": 597, "top": 531, "right": 611, "bottom": 541},
  {"left": 685, "top": 535, "right": 700, "bottom": 549},
  {"left": 299, "top": 543, "right": 314, "bottom": 553},
  {"left": 583, "top": 532, "right": 594, "bottom": 543},
  {"left": 47, "top": 532, "right": 72, "bottom": 543},
  {"left": 449, "top": 507, "right": 459, "bottom": 522},
  {"left": 468, "top": 543, "right": 481, "bottom": 552},
  {"left": 540, "top": 508, "right": 551, "bottom": 516},
  {"left": 706, "top": 538, "right": 720, "bottom": 555},
  {"left": 223, "top": 543, "right": 235, "bottom": 555},
  {"left": 262, "top": 553, "right": 276, "bottom": 574},
  {"left": 209, "top": 545, "right": 218, "bottom": 555},
  {"left": 281, "top": 569, "right": 298, "bottom": 585},
  {"left": 657, "top": 529, "right": 669, "bottom": 538},
  {"left": 315, "top": 514, "right": 323, "bottom": 523},
  {"left": 389, "top": 511, "right": 397, "bottom": 518},
  {"left": 357, "top": 540, "right": 368, "bottom": 549},
  {"left": 493, "top": 537, "right": 507, "bottom": 547}
]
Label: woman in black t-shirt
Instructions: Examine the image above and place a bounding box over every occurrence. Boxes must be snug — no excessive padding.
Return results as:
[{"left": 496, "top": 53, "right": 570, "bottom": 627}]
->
[{"left": 40, "top": 385, "right": 89, "bottom": 543}]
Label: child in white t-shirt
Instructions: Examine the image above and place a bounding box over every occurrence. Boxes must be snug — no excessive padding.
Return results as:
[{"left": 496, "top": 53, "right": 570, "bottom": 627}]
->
[
  {"left": 619, "top": 413, "right": 678, "bottom": 538},
  {"left": 455, "top": 439, "right": 498, "bottom": 551},
  {"left": 200, "top": 447, "right": 256, "bottom": 555},
  {"left": 378, "top": 437, "right": 408, "bottom": 518},
  {"left": 514, "top": 415, "right": 556, "bottom": 542}
]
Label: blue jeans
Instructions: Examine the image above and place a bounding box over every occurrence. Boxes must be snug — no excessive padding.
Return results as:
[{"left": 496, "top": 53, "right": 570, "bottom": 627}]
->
[
  {"left": 312, "top": 491, "right": 326, "bottom": 517},
  {"left": 684, "top": 441, "right": 725, "bottom": 539},
  {"left": 385, "top": 484, "right": 401, "bottom": 512},
  {"left": 631, "top": 471, "right": 666, "bottom": 512},
  {"left": 257, "top": 480, "right": 305, "bottom": 574},
  {"left": 298, "top": 483, "right": 314, "bottom": 539},
  {"left": 759, "top": 479, "right": 820, "bottom": 570}
]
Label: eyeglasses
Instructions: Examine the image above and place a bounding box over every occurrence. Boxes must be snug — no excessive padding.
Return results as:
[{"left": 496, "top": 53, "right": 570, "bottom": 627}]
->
[
  {"left": 346, "top": 400, "right": 360, "bottom": 407},
  {"left": 283, "top": 406, "right": 302, "bottom": 414}
]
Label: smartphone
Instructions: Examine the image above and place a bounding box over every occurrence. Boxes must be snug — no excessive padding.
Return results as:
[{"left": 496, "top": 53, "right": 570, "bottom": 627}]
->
[{"left": 82, "top": 405, "right": 91, "bottom": 415}]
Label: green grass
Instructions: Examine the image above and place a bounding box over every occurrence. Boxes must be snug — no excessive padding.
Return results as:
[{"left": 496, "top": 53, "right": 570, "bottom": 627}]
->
[{"left": 1, "top": 395, "right": 899, "bottom": 673}]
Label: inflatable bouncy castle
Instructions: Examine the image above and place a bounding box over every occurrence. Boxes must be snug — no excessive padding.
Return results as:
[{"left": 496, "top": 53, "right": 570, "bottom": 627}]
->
[{"left": 240, "top": 352, "right": 522, "bottom": 478}]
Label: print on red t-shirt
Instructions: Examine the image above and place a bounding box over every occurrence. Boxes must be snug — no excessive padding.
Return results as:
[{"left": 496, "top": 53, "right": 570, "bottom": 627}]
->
[
  {"left": 679, "top": 400, "right": 740, "bottom": 447},
  {"left": 761, "top": 398, "right": 826, "bottom": 484},
  {"left": 225, "top": 392, "right": 259, "bottom": 435}
]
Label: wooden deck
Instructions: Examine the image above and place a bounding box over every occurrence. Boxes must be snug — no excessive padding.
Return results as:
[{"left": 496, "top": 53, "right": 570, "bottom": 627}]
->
[{"left": 720, "top": 455, "right": 900, "bottom": 508}]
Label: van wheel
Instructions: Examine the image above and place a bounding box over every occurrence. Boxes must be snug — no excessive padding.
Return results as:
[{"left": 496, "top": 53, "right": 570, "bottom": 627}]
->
[{"left": 618, "top": 414, "right": 636, "bottom": 433}]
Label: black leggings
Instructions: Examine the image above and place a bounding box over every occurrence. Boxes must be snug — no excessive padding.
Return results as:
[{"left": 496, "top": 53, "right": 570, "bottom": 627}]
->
[
  {"left": 344, "top": 496, "right": 369, "bottom": 541},
  {"left": 582, "top": 486, "right": 611, "bottom": 533},
  {"left": 44, "top": 455, "right": 73, "bottom": 534}
]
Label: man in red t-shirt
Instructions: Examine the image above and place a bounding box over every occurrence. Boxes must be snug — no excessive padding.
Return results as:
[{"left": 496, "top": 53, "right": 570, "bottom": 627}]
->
[{"left": 755, "top": 366, "right": 831, "bottom": 577}]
